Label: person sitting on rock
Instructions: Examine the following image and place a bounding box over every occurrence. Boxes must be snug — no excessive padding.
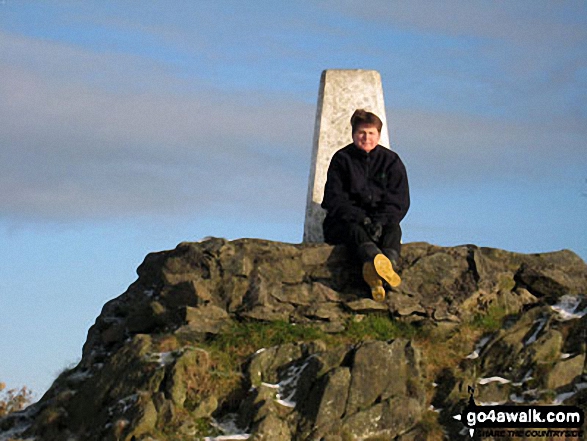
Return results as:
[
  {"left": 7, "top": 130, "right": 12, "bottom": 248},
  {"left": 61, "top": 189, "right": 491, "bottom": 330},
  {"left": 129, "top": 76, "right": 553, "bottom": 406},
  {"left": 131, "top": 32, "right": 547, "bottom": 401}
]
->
[{"left": 321, "top": 109, "right": 410, "bottom": 302}]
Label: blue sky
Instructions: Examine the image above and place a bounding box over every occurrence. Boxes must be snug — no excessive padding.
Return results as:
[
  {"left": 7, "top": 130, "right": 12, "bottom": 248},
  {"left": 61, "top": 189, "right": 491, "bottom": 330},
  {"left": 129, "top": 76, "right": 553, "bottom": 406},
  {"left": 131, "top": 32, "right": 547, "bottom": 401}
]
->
[{"left": 1, "top": 1, "right": 586, "bottom": 399}]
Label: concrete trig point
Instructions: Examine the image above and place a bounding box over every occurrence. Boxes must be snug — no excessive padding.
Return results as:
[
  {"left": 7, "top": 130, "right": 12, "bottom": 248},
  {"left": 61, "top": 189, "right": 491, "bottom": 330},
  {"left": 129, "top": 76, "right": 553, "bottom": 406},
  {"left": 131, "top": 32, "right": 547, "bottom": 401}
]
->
[{"left": 303, "top": 69, "right": 391, "bottom": 243}]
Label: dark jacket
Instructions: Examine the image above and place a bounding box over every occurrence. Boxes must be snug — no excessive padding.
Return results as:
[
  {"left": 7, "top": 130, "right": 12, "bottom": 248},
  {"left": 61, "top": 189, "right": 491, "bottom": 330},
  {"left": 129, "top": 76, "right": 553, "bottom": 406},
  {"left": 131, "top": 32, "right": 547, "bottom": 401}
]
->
[{"left": 321, "top": 143, "right": 410, "bottom": 230}]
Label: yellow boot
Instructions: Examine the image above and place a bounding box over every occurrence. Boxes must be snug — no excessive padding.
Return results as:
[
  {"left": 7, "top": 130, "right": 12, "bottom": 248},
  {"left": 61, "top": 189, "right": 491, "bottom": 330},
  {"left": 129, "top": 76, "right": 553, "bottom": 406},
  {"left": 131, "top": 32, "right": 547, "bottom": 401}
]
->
[
  {"left": 373, "top": 253, "right": 401, "bottom": 288},
  {"left": 362, "top": 261, "right": 386, "bottom": 302}
]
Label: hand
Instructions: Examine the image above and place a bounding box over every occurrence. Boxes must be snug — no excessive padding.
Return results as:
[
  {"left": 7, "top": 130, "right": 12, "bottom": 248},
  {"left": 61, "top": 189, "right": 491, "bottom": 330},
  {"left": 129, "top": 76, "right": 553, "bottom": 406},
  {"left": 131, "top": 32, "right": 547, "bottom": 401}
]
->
[{"left": 363, "top": 217, "right": 383, "bottom": 242}]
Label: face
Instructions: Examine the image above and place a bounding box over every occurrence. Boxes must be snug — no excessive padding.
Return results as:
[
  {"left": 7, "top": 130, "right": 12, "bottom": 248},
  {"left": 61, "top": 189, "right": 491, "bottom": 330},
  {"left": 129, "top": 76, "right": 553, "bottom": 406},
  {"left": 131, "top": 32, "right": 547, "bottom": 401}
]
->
[{"left": 352, "top": 124, "right": 381, "bottom": 152}]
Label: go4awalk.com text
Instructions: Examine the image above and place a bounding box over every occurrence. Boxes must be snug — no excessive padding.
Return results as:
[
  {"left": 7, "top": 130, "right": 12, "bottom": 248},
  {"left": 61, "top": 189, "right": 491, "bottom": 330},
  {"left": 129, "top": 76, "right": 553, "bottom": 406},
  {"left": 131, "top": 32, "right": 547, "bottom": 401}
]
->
[
  {"left": 465, "top": 406, "right": 583, "bottom": 428},
  {"left": 453, "top": 393, "right": 584, "bottom": 438}
]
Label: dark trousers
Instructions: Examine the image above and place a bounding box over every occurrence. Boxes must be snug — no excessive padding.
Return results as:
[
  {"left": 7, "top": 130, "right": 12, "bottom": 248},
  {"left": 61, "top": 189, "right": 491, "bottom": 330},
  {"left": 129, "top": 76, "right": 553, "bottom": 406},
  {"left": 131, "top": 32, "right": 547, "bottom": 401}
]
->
[{"left": 324, "top": 220, "right": 402, "bottom": 264}]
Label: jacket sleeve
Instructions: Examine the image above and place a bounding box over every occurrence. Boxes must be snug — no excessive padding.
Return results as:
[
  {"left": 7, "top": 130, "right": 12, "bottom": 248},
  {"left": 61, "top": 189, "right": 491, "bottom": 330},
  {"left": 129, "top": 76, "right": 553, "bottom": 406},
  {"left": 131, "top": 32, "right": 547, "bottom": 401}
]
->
[
  {"left": 321, "top": 154, "right": 367, "bottom": 223},
  {"left": 372, "top": 155, "right": 410, "bottom": 225}
]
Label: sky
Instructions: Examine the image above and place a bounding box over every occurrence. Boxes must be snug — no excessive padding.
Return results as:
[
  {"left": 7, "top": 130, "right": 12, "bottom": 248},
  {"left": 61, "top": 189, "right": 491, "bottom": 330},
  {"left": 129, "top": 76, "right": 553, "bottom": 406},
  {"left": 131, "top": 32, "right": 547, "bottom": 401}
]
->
[{"left": 1, "top": 1, "right": 586, "bottom": 400}]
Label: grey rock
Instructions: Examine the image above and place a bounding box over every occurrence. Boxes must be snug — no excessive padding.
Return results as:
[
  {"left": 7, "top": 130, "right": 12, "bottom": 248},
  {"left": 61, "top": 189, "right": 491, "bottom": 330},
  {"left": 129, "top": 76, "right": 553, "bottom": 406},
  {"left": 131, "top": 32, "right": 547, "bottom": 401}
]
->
[
  {"left": 345, "top": 298, "right": 389, "bottom": 313},
  {"left": 6, "top": 238, "right": 587, "bottom": 440},
  {"left": 546, "top": 354, "right": 586, "bottom": 390}
]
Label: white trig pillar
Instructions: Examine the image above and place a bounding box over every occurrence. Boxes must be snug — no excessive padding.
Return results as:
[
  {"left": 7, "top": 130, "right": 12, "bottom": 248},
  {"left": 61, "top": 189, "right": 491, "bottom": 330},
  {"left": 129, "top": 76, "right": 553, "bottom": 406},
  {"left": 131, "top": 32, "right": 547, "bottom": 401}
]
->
[{"left": 303, "top": 69, "right": 390, "bottom": 243}]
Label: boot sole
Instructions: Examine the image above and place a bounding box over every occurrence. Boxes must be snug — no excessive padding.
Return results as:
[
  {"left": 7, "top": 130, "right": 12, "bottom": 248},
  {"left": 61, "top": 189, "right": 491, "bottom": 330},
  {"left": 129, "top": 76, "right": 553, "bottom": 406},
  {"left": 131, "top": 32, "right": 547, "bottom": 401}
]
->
[
  {"left": 373, "top": 254, "right": 401, "bottom": 288},
  {"left": 362, "top": 262, "right": 386, "bottom": 302}
]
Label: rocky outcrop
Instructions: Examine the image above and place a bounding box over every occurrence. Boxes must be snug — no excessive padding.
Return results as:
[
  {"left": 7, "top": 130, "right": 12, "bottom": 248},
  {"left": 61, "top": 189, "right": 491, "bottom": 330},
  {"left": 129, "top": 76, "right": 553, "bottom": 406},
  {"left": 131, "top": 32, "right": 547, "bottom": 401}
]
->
[
  {"left": 238, "top": 338, "right": 425, "bottom": 440},
  {"left": 1, "top": 238, "right": 586, "bottom": 440}
]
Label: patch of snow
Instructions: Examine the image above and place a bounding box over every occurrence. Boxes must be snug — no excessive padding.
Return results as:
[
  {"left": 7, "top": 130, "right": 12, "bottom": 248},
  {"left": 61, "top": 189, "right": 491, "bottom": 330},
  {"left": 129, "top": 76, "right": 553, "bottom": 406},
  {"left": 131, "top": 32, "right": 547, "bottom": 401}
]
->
[
  {"left": 205, "top": 436, "right": 250, "bottom": 441},
  {"left": 523, "top": 388, "right": 539, "bottom": 398},
  {"left": 479, "top": 401, "right": 506, "bottom": 406},
  {"left": 211, "top": 414, "right": 240, "bottom": 433},
  {"left": 550, "top": 381, "right": 587, "bottom": 405},
  {"left": 275, "top": 398, "right": 296, "bottom": 408},
  {"left": 146, "top": 351, "right": 176, "bottom": 367},
  {"left": 510, "top": 393, "right": 526, "bottom": 403},
  {"left": 552, "top": 391, "right": 576, "bottom": 405},
  {"left": 274, "top": 356, "right": 315, "bottom": 409},
  {"left": 260, "top": 382, "right": 279, "bottom": 389},
  {"left": 67, "top": 369, "right": 92, "bottom": 382},
  {"left": 0, "top": 424, "right": 34, "bottom": 441},
  {"left": 478, "top": 376, "right": 511, "bottom": 385},
  {"left": 466, "top": 335, "right": 492, "bottom": 359},
  {"left": 524, "top": 317, "right": 547, "bottom": 345},
  {"left": 513, "top": 369, "right": 533, "bottom": 386},
  {"left": 0, "top": 406, "right": 38, "bottom": 441},
  {"left": 0, "top": 405, "right": 39, "bottom": 441},
  {"left": 207, "top": 414, "right": 250, "bottom": 441},
  {"left": 254, "top": 348, "right": 266, "bottom": 355},
  {"left": 551, "top": 295, "right": 587, "bottom": 321},
  {"left": 560, "top": 353, "right": 573, "bottom": 359},
  {"left": 108, "top": 394, "right": 138, "bottom": 416}
]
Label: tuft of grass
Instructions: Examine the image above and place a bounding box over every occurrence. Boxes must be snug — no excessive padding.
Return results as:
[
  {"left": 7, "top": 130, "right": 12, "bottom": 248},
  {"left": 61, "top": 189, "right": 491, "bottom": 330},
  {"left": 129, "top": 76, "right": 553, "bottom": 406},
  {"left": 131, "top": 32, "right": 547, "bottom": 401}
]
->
[
  {"left": 154, "top": 415, "right": 221, "bottom": 440},
  {"left": 418, "top": 304, "right": 508, "bottom": 375},
  {"left": 206, "top": 315, "right": 418, "bottom": 363},
  {"left": 192, "top": 320, "right": 328, "bottom": 404},
  {"left": 470, "top": 304, "right": 508, "bottom": 332},
  {"left": 209, "top": 320, "right": 326, "bottom": 360},
  {"left": 413, "top": 322, "right": 483, "bottom": 380},
  {"left": 413, "top": 305, "right": 508, "bottom": 383},
  {"left": 173, "top": 309, "right": 510, "bottom": 412},
  {"left": 344, "top": 313, "right": 418, "bottom": 343},
  {"left": 171, "top": 315, "right": 421, "bottom": 415}
]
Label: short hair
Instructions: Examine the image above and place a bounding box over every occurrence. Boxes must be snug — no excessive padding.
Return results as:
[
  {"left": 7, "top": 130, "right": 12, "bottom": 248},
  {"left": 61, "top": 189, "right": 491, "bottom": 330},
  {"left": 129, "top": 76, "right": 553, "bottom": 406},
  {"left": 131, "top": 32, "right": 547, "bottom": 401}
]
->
[{"left": 350, "top": 109, "right": 383, "bottom": 133}]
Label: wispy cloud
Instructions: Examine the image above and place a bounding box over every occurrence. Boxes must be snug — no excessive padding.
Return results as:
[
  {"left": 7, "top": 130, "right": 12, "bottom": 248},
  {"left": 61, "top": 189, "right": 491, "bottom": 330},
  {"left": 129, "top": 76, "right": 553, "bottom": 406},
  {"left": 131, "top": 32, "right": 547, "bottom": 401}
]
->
[
  {"left": 1, "top": 2, "right": 585, "bottom": 224},
  {"left": 325, "top": 0, "right": 587, "bottom": 45},
  {"left": 0, "top": 31, "right": 314, "bottom": 222},
  {"left": 319, "top": 1, "right": 587, "bottom": 121},
  {"left": 391, "top": 107, "right": 587, "bottom": 191}
]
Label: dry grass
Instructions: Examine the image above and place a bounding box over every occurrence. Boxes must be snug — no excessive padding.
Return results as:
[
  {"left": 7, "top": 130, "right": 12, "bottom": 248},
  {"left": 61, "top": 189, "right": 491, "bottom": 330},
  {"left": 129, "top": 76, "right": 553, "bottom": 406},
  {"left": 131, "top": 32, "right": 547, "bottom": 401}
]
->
[
  {"left": 415, "top": 324, "right": 482, "bottom": 377},
  {"left": 0, "top": 382, "right": 33, "bottom": 417},
  {"left": 413, "top": 304, "right": 509, "bottom": 381},
  {"left": 418, "top": 410, "right": 448, "bottom": 441}
]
